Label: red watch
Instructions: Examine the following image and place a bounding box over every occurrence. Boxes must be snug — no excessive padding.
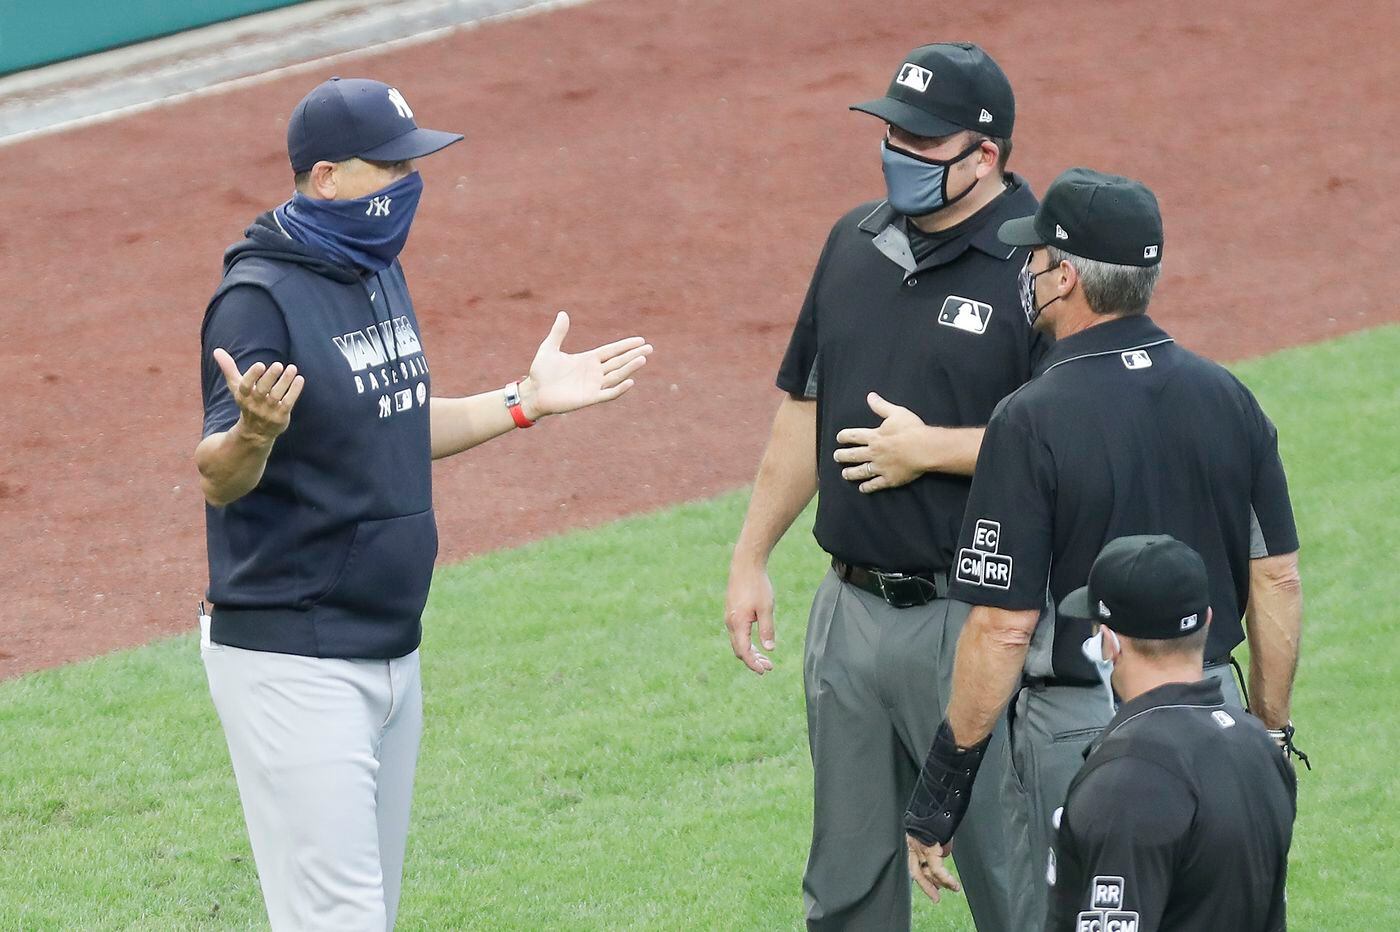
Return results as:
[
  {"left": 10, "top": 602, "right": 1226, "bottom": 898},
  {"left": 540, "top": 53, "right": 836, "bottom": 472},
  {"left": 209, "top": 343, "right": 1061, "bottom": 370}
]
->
[{"left": 505, "top": 379, "right": 535, "bottom": 428}]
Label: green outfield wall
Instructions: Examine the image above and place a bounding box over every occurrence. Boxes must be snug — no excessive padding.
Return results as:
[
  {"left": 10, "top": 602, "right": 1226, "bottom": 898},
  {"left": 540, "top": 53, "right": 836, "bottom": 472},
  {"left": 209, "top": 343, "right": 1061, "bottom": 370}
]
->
[{"left": 0, "top": 0, "right": 308, "bottom": 75}]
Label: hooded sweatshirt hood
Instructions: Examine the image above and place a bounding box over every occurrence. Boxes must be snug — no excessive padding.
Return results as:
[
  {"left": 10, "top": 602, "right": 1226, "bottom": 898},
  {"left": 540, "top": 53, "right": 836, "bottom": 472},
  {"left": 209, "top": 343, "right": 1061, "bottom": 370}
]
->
[{"left": 222, "top": 211, "right": 362, "bottom": 284}]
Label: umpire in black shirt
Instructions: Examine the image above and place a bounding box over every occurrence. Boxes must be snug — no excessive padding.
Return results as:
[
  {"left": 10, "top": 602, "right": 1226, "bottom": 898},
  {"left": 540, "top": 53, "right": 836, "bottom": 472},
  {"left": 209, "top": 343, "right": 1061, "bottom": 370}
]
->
[
  {"left": 902, "top": 169, "right": 1304, "bottom": 927},
  {"left": 1048, "top": 535, "right": 1296, "bottom": 931},
  {"left": 724, "top": 43, "right": 1046, "bottom": 930}
]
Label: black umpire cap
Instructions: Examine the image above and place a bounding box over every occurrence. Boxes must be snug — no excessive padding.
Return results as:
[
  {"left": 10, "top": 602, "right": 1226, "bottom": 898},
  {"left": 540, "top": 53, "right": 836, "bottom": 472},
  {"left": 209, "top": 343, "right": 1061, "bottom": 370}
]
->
[
  {"left": 998, "top": 167, "right": 1163, "bottom": 267},
  {"left": 851, "top": 42, "right": 1014, "bottom": 139},
  {"left": 1059, "top": 535, "right": 1210, "bottom": 640}
]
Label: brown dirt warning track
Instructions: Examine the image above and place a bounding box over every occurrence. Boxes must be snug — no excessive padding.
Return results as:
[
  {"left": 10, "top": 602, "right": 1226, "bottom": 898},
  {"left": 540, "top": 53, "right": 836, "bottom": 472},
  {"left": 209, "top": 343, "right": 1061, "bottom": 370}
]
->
[{"left": 1, "top": 0, "right": 1397, "bottom": 678}]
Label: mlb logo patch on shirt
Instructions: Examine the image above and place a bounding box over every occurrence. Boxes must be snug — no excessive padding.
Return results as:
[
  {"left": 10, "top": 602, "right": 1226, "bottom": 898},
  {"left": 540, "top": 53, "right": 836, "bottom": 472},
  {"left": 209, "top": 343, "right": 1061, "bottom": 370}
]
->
[
  {"left": 1121, "top": 350, "right": 1152, "bottom": 370},
  {"left": 937, "top": 296, "right": 993, "bottom": 335}
]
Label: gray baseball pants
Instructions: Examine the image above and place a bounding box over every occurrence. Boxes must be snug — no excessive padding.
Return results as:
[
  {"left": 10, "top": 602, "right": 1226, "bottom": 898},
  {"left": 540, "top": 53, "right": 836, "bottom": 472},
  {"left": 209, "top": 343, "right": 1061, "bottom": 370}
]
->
[
  {"left": 202, "top": 641, "right": 423, "bottom": 931},
  {"left": 802, "top": 570, "right": 1026, "bottom": 931},
  {"left": 1003, "top": 658, "right": 1245, "bottom": 928}
]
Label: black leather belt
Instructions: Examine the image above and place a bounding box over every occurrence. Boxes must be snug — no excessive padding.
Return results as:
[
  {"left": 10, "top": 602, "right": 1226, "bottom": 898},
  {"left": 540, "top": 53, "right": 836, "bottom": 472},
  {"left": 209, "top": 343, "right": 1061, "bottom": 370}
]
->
[{"left": 832, "top": 558, "right": 949, "bottom": 609}]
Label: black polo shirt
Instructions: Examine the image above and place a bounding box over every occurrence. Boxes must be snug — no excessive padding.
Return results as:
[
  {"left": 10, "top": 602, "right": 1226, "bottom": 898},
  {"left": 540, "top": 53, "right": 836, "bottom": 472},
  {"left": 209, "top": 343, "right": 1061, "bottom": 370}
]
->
[
  {"left": 947, "top": 314, "right": 1298, "bottom": 682},
  {"left": 1046, "top": 679, "right": 1296, "bottom": 932},
  {"left": 776, "top": 178, "right": 1049, "bottom": 573}
]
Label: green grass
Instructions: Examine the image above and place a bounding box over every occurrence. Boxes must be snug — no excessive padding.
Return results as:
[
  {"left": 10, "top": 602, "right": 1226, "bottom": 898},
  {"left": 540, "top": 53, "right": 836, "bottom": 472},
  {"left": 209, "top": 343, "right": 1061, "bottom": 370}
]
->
[{"left": 1, "top": 325, "right": 1397, "bottom": 929}]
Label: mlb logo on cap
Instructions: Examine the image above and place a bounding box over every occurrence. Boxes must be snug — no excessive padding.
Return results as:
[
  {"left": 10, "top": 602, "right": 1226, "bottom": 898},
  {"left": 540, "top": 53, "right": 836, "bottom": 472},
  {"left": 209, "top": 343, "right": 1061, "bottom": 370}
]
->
[{"left": 896, "top": 63, "right": 933, "bottom": 92}]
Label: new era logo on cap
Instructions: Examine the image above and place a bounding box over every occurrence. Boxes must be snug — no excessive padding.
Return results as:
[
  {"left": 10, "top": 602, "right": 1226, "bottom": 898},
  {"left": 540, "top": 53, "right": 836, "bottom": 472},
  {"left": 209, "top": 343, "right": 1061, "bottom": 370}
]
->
[
  {"left": 1097, "top": 600, "right": 1112, "bottom": 618},
  {"left": 1054, "top": 224, "right": 1069, "bottom": 240},
  {"left": 896, "top": 63, "right": 933, "bottom": 92},
  {"left": 978, "top": 108, "right": 993, "bottom": 123}
]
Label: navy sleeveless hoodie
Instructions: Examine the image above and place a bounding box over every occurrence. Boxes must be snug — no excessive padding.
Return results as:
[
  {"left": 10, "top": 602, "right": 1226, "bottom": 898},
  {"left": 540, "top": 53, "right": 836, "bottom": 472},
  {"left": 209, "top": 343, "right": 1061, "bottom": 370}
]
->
[{"left": 201, "top": 213, "right": 437, "bottom": 658}]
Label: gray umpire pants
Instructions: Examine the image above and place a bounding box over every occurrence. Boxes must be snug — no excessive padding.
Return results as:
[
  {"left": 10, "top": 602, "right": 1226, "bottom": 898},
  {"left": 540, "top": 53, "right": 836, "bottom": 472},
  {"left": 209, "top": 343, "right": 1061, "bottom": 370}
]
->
[
  {"left": 1003, "top": 658, "right": 1245, "bottom": 928},
  {"left": 202, "top": 640, "right": 423, "bottom": 931},
  {"left": 802, "top": 570, "right": 1026, "bottom": 931}
]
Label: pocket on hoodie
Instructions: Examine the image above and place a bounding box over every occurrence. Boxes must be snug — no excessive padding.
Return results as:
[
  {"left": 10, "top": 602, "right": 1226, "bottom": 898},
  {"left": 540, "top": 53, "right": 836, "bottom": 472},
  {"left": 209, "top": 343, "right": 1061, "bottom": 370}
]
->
[{"left": 317, "top": 509, "right": 439, "bottom": 620}]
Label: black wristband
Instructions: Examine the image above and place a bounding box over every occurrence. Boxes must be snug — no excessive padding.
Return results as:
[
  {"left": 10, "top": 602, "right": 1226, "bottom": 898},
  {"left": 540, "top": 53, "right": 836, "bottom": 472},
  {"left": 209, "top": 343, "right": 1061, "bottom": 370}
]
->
[
  {"left": 1273, "top": 722, "right": 1312, "bottom": 771},
  {"left": 903, "top": 719, "right": 992, "bottom": 846}
]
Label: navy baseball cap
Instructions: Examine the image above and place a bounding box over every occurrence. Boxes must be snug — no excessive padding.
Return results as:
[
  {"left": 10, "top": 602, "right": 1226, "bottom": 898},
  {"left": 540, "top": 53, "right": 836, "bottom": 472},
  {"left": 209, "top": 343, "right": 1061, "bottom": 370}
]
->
[
  {"left": 851, "top": 42, "right": 1014, "bottom": 139},
  {"left": 1059, "top": 535, "right": 1210, "bottom": 640},
  {"left": 287, "top": 77, "right": 463, "bottom": 173},
  {"left": 998, "top": 167, "right": 1164, "bottom": 267}
]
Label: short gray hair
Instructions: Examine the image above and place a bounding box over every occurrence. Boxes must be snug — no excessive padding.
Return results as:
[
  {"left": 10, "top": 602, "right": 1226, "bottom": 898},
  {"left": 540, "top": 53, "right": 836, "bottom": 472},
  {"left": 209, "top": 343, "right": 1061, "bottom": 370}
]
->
[
  {"left": 1122, "top": 625, "right": 1209, "bottom": 660},
  {"left": 1046, "top": 245, "right": 1162, "bottom": 317}
]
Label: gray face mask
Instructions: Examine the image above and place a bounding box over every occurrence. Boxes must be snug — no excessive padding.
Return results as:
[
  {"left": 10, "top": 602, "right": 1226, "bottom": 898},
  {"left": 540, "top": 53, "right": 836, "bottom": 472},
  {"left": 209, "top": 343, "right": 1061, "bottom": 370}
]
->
[
  {"left": 879, "top": 138, "right": 981, "bottom": 217},
  {"left": 1080, "top": 627, "right": 1120, "bottom": 713},
  {"left": 1018, "top": 252, "right": 1064, "bottom": 326}
]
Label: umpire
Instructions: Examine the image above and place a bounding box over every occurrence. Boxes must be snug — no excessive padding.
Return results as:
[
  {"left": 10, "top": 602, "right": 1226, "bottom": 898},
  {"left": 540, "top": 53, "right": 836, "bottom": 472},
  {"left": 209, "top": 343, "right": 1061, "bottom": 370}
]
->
[
  {"left": 1048, "top": 535, "right": 1296, "bottom": 931},
  {"left": 902, "top": 169, "right": 1305, "bottom": 926},
  {"left": 724, "top": 43, "right": 1044, "bottom": 930}
]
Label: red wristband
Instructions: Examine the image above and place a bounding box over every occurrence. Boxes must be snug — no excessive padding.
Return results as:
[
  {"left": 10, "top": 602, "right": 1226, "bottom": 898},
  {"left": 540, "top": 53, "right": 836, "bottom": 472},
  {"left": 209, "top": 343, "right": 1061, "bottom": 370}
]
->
[{"left": 505, "top": 380, "right": 535, "bottom": 428}]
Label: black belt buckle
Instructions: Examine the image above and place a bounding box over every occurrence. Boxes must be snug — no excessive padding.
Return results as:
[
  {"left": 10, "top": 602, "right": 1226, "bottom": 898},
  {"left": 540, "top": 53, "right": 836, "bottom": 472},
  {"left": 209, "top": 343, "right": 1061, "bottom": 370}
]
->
[{"left": 876, "top": 570, "right": 937, "bottom": 609}]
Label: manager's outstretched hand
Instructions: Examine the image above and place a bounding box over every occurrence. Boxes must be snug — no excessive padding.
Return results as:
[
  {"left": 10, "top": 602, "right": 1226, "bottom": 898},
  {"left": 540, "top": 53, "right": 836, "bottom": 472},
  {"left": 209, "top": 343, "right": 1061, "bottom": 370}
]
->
[
  {"left": 197, "top": 349, "right": 306, "bottom": 507},
  {"left": 523, "top": 311, "right": 652, "bottom": 420},
  {"left": 213, "top": 348, "right": 305, "bottom": 441}
]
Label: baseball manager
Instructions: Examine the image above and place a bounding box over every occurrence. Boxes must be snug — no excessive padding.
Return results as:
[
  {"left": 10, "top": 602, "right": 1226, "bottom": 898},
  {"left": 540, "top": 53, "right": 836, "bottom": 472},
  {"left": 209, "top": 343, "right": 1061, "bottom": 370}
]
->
[{"left": 195, "top": 77, "right": 651, "bottom": 930}]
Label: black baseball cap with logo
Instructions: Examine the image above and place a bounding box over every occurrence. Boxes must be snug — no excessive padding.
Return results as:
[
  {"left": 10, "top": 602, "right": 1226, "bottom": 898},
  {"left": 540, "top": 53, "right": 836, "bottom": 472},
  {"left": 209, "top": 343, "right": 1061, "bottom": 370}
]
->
[
  {"left": 287, "top": 77, "right": 464, "bottom": 173},
  {"left": 1058, "top": 535, "right": 1210, "bottom": 640},
  {"left": 997, "top": 167, "right": 1163, "bottom": 267},
  {"left": 850, "top": 42, "right": 1014, "bottom": 139}
]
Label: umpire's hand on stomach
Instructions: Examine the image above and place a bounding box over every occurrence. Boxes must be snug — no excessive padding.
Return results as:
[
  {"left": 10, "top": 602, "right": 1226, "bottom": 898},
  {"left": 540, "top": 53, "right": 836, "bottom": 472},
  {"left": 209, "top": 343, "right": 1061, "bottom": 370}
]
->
[
  {"left": 835, "top": 391, "right": 986, "bottom": 491},
  {"left": 834, "top": 391, "right": 930, "bottom": 492},
  {"left": 196, "top": 348, "right": 305, "bottom": 507}
]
